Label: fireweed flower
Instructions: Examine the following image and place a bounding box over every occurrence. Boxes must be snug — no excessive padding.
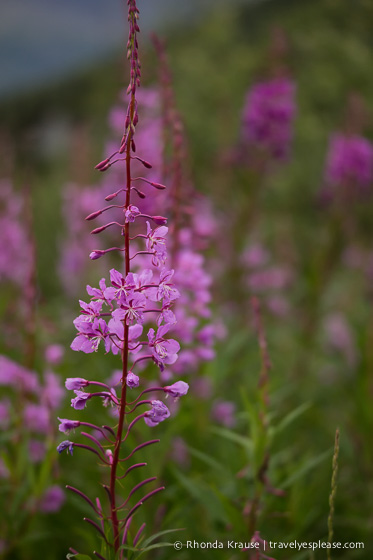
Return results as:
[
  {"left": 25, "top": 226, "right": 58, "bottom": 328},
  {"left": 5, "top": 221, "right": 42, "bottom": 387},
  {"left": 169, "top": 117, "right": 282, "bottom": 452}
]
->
[
  {"left": 71, "top": 391, "right": 92, "bottom": 410},
  {"left": 149, "top": 37, "right": 224, "bottom": 379},
  {"left": 58, "top": 3, "right": 188, "bottom": 556},
  {"left": 124, "top": 204, "right": 141, "bottom": 222},
  {"left": 211, "top": 400, "right": 237, "bottom": 428},
  {"left": 147, "top": 268, "right": 180, "bottom": 303},
  {"left": 0, "top": 181, "right": 32, "bottom": 287},
  {"left": 105, "top": 268, "right": 135, "bottom": 301},
  {"left": 71, "top": 317, "right": 112, "bottom": 353},
  {"left": 126, "top": 371, "right": 140, "bottom": 388},
  {"left": 39, "top": 485, "right": 66, "bottom": 513},
  {"left": 0, "top": 355, "right": 39, "bottom": 393},
  {"left": 45, "top": 344, "right": 65, "bottom": 366},
  {"left": 65, "top": 377, "right": 89, "bottom": 391},
  {"left": 241, "top": 77, "right": 296, "bottom": 164},
  {"left": 164, "top": 380, "right": 189, "bottom": 398},
  {"left": 112, "top": 292, "right": 146, "bottom": 325},
  {"left": 148, "top": 325, "right": 180, "bottom": 368},
  {"left": 58, "top": 418, "right": 81, "bottom": 434},
  {"left": 59, "top": 76, "right": 221, "bottom": 381},
  {"left": 144, "top": 400, "right": 171, "bottom": 427},
  {"left": 57, "top": 440, "right": 74, "bottom": 455},
  {"left": 23, "top": 404, "right": 50, "bottom": 434},
  {"left": 107, "top": 320, "right": 143, "bottom": 355},
  {"left": 146, "top": 221, "right": 168, "bottom": 261},
  {"left": 0, "top": 182, "right": 67, "bottom": 533},
  {"left": 0, "top": 353, "right": 65, "bottom": 522},
  {"left": 322, "top": 133, "right": 373, "bottom": 200},
  {"left": 29, "top": 440, "right": 47, "bottom": 464},
  {"left": 241, "top": 239, "right": 294, "bottom": 318},
  {"left": 42, "top": 371, "right": 65, "bottom": 408}
]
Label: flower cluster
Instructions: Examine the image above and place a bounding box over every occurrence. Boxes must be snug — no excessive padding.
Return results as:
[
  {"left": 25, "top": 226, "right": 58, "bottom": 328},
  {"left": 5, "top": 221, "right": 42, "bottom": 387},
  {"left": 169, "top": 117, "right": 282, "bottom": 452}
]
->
[
  {"left": 151, "top": 37, "right": 224, "bottom": 378},
  {"left": 61, "top": 84, "right": 222, "bottom": 377},
  {"left": 241, "top": 240, "right": 294, "bottom": 317},
  {"left": 70, "top": 265, "right": 181, "bottom": 373},
  {"left": 60, "top": 29, "right": 225, "bottom": 383},
  {"left": 241, "top": 77, "right": 296, "bottom": 164},
  {"left": 0, "top": 349, "right": 65, "bottom": 526},
  {"left": 170, "top": 245, "right": 224, "bottom": 375},
  {"left": 0, "top": 180, "right": 32, "bottom": 287},
  {"left": 107, "top": 86, "right": 222, "bottom": 374},
  {"left": 323, "top": 133, "right": 373, "bottom": 198},
  {"left": 57, "top": 2, "right": 189, "bottom": 556}
]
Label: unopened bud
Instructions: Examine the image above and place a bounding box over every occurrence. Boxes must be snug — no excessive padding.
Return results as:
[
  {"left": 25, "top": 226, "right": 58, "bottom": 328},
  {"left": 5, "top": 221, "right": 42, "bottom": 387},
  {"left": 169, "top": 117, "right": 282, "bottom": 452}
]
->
[
  {"left": 90, "top": 225, "right": 107, "bottom": 235},
  {"left": 151, "top": 216, "right": 167, "bottom": 225},
  {"left": 95, "top": 158, "right": 110, "bottom": 171},
  {"left": 89, "top": 251, "right": 104, "bottom": 260},
  {"left": 86, "top": 210, "right": 103, "bottom": 221},
  {"left": 133, "top": 156, "right": 152, "bottom": 169},
  {"left": 132, "top": 187, "right": 146, "bottom": 199}
]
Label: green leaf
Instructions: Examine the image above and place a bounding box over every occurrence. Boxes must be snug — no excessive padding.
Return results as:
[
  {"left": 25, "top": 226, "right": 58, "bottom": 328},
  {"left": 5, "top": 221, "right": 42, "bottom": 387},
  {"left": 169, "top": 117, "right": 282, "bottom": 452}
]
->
[
  {"left": 118, "top": 545, "right": 139, "bottom": 553},
  {"left": 136, "top": 542, "right": 174, "bottom": 558},
  {"left": 172, "top": 468, "right": 229, "bottom": 524},
  {"left": 271, "top": 402, "right": 312, "bottom": 436},
  {"left": 35, "top": 445, "right": 56, "bottom": 495},
  {"left": 141, "top": 528, "right": 184, "bottom": 548},
  {"left": 210, "top": 426, "right": 253, "bottom": 452},
  {"left": 208, "top": 486, "right": 245, "bottom": 530},
  {"left": 118, "top": 541, "right": 174, "bottom": 559},
  {"left": 281, "top": 448, "right": 332, "bottom": 489},
  {"left": 187, "top": 446, "right": 227, "bottom": 472}
]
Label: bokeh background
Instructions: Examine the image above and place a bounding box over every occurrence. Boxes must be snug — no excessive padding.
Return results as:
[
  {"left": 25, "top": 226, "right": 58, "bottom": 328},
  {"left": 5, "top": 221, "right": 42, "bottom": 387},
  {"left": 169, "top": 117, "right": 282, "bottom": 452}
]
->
[{"left": 1, "top": 0, "right": 373, "bottom": 558}]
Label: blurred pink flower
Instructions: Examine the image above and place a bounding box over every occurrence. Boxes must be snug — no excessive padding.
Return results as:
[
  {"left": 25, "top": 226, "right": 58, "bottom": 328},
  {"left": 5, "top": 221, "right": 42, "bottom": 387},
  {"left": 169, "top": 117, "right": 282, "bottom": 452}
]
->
[
  {"left": 211, "top": 400, "right": 237, "bottom": 428},
  {"left": 39, "top": 485, "right": 65, "bottom": 513}
]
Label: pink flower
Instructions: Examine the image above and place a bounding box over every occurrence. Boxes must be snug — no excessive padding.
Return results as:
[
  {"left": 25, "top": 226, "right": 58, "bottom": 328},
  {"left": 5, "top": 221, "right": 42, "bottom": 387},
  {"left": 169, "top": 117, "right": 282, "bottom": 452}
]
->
[
  {"left": 127, "top": 372, "right": 139, "bottom": 388},
  {"left": 145, "top": 400, "right": 170, "bottom": 427},
  {"left": 211, "top": 400, "right": 236, "bottom": 428},
  {"left": 242, "top": 77, "right": 296, "bottom": 162},
  {"left": 23, "top": 404, "right": 50, "bottom": 434},
  {"left": 164, "top": 381, "right": 189, "bottom": 398},
  {"left": 125, "top": 205, "right": 141, "bottom": 222},
  {"left": 65, "top": 378, "right": 89, "bottom": 391},
  {"left": 44, "top": 344, "right": 64, "bottom": 366},
  {"left": 324, "top": 133, "right": 373, "bottom": 192},
  {"left": 39, "top": 485, "right": 65, "bottom": 513},
  {"left": 148, "top": 324, "right": 180, "bottom": 369},
  {"left": 71, "top": 391, "right": 91, "bottom": 410},
  {"left": 113, "top": 293, "right": 146, "bottom": 325},
  {"left": 29, "top": 440, "right": 46, "bottom": 463},
  {"left": 146, "top": 222, "right": 168, "bottom": 267}
]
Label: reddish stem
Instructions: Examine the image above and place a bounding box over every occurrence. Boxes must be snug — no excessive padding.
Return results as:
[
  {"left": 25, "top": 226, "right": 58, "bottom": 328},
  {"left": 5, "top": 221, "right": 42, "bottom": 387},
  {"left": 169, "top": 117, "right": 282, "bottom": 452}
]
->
[{"left": 109, "top": 90, "right": 135, "bottom": 554}]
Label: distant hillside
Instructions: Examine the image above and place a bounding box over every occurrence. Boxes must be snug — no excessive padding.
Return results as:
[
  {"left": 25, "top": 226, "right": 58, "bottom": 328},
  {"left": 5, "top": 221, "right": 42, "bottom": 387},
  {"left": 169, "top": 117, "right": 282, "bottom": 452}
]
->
[{"left": 0, "top": 0, "right": 255, "bottom": 98}]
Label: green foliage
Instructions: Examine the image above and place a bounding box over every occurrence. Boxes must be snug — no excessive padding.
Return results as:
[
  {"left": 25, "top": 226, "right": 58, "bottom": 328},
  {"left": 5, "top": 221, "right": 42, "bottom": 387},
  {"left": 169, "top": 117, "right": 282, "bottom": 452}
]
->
[{"left": 1, "top": 0, "right": 373, "bottom": 559}]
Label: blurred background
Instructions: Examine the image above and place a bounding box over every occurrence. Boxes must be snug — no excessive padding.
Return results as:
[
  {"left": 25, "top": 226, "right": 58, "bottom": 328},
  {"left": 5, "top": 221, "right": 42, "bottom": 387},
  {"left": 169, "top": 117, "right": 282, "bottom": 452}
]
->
[{"left": 1, "top": 0, "right": 373, "bottom": 558}]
